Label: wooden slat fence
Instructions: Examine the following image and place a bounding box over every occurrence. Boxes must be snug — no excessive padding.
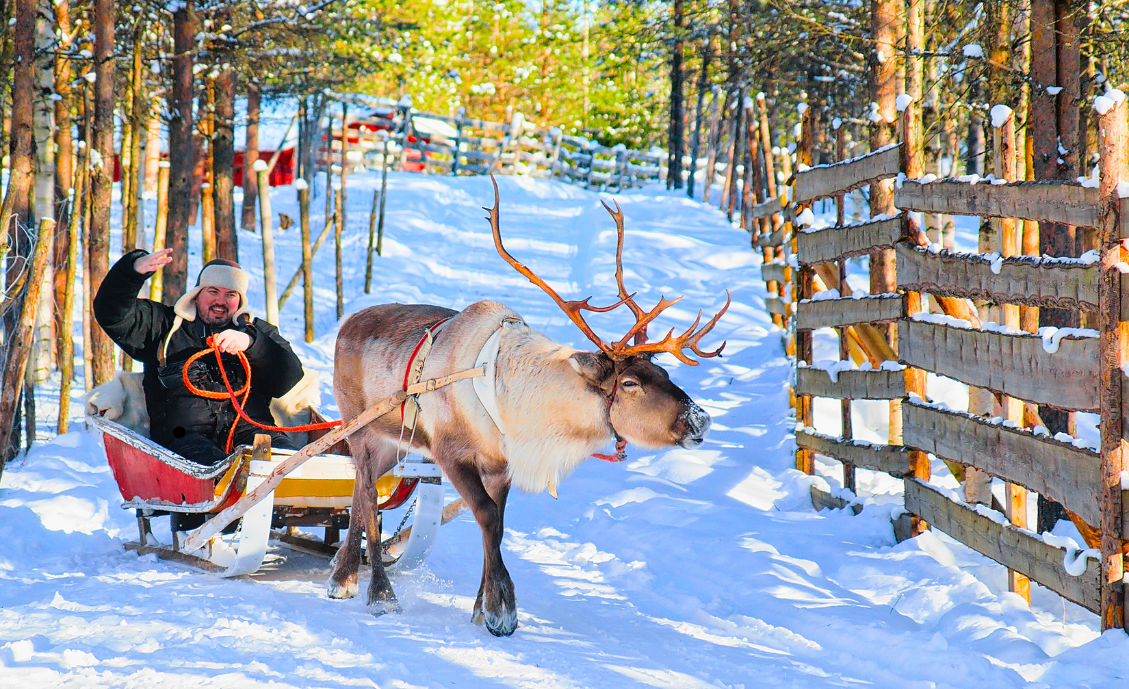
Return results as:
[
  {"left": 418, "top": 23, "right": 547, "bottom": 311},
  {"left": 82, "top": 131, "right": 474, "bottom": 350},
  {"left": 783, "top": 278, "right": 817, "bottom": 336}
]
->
[
  {"left": 755, "top": 98, "right": 1129, "bottom": 631},
  {"left": 318, "top": 98, "right": 665, "bottom": 191}
]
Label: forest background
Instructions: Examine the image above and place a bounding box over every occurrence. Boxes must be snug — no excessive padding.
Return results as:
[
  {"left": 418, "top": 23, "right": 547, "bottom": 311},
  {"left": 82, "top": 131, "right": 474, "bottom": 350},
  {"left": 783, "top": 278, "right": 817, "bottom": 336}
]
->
[{"left": 3, "top": 0, "right": 1129, "bottom": 461}]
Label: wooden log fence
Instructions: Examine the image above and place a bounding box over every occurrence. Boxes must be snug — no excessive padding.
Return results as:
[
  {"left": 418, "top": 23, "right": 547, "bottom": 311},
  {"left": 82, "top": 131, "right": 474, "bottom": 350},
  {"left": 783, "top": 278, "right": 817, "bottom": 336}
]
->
[
  {"left": 319, "top": 96, "right": 665, "bottom": 191},
  {"left": 754, "top": 96, "right": 1129, "bottom": 631}
]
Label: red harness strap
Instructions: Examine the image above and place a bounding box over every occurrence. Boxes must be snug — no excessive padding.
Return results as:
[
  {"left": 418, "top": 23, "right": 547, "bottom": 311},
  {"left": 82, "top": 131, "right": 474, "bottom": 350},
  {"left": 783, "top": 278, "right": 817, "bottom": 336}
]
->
[
  {"left": 401, "top": 318, "right": 452, "bottom": 421},
  {"left": 590, "top": 379, "right": 628, "bottom": 462}
]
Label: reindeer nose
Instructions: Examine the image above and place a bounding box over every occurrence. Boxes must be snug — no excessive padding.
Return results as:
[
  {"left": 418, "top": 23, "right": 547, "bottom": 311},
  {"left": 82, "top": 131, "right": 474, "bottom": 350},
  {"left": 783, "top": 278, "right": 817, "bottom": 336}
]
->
[{"left": 680, "top": 403, "right": 711, "bottom": 448}]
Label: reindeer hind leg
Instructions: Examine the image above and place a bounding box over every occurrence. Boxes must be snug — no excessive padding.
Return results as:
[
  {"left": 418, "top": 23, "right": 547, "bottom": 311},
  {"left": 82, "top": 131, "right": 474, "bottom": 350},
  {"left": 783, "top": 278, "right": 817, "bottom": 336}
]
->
[{"left": 326, "top": 431, "right": 399, "bottom": 610}]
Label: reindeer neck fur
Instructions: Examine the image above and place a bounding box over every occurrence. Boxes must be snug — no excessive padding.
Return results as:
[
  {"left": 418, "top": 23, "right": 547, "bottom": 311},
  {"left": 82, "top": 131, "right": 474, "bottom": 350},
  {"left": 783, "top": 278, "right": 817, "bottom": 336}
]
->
[{"left": 494, "top": 324, "right": 615, "bottom": 493}]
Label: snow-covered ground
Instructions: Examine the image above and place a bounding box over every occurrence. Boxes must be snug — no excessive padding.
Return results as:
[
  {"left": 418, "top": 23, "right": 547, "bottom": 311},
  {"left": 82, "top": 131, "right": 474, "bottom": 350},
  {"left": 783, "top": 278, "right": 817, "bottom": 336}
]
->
[{"left": 2, "top": 171, "right": 1127, "bottom": 687}]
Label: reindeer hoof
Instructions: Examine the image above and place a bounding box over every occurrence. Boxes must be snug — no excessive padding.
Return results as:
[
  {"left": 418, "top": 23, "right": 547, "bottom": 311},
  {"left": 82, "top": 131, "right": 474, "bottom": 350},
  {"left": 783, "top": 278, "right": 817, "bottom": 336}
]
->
[
  {"left": 482, "top": 604, "right": 518, "bottom": 637},
  {"left": 326, "top": 576, "right": 358, "bottom": 600},
  {"left": 367, "top": 597, "right": 403, "bottom": 617}
]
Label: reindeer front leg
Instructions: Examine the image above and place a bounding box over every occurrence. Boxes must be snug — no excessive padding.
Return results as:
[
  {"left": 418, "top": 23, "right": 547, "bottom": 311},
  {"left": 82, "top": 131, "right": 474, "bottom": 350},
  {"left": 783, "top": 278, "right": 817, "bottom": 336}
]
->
[{"left": 442, "top": 454, "right": 517, "bottom": 636}]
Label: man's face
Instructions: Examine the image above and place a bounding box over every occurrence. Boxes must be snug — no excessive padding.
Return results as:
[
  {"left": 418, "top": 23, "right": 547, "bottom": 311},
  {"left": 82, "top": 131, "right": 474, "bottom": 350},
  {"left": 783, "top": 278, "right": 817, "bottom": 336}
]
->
[{"left": 196, "top": 286, "right": 241, "bottom": 326}]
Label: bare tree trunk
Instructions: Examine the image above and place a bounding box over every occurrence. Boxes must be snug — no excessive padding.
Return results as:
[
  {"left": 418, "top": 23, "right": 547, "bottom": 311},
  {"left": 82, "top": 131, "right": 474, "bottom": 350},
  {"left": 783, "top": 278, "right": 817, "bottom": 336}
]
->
[
  {"left": 241, "top": 81, "right": 260, "bottom": 233},
  {"left": 869, "top": 0, "right": 898, "bottom": 302},
  {"left": 213, "top": 65, "right": 237, "bottom": 261},
  {"left": 122, "top": 17, "right": 145, "bottom": 254},
  {"left": 88, "top": 0, "right": 115, "bottom": 386},
  {"left": 687, "top": 36, "right": 710, "bottom": 199},
  {"left": 702, "top": 89, "right": 720, "bottom": 204},
  {"left": 80, "top": 86, "right": 94, "bottom": 393},
  {"left": 1056, "top": 0, "right": 1085, "bottom": 253},
  {"left": 144, "top": 97, "right": 161, "bottom": 195},
  {"left": 52, "top": 0, "right": 73, "bottom": 365},
  {"left": 164, "top": 1, "right": 194, "bottom": 305},
  {"left": 200, "top": 79, "right": 215, "bottom": 263},
  {"left": 666, "top": 0, "right": 684, "bottom": 190},
  {"left": 0, "top": 218, "right": 54, "bottom": 466},
  {"left": 0, "top": 0, "right": 35, "bottom": 271},
  {"left": 58, "top": 139, "right": 86, "bottom": 435}
]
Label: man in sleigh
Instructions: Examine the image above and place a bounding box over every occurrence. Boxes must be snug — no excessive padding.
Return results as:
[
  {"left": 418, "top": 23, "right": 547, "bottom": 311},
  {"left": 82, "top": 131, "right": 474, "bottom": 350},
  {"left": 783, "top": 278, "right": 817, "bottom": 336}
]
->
[{"left": 93, "top": 249, "right": 305, "bottom": 470}]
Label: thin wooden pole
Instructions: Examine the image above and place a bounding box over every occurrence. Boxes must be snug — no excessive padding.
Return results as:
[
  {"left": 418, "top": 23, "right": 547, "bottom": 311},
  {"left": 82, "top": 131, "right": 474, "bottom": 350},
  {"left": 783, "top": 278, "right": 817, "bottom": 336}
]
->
[
  {"left": 278, "top": 208, "right": 332, "bottom": 309},
  {"left": 58, "top": 161, "right": 86, "bottom": 434},
  {"left": 794, "top": 109, "right": 814, "bottom": 475},
  {"left": 376, "top": 137, "right": 390, "bottom": 256},
  {"left": 339, "top": 103, "right": 348, "bottom": 245},
  {"left": 334, "top": 185, "right": 343, "bottom": 319},
  {"left": 0, "top": 219, "right": 55, "bottom": 467},
  {"left": 900, "top": 101, "right": 931, "bottom": 538},
  {"left": 364, "top": 189, "right": 378, "bottom": 294},
  {"left": 255, "top": 160, "right": 279, "bottom": 325},
  {"left": 150, "top": 163, "right": 170, "bottom": 302},
  {"left": 994, "top": 107, "right": 1030, "bottom": 603},
  {"left": 1096, "top": 95, "right": 1127, "bottom": 632},
  {"left": 297, "top": 180, "right": 314, "bottom": 343}
]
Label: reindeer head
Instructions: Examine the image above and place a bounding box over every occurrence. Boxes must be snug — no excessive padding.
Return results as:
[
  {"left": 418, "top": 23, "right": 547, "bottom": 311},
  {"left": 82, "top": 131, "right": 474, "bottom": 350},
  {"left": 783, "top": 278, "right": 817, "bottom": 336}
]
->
[{"left": 486, "top": 177, "right": 729, "bottom": 450}]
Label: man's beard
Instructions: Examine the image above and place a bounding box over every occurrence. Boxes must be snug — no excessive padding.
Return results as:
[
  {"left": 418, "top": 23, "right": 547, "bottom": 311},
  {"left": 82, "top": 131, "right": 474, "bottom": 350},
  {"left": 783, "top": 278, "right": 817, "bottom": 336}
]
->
[{"left": 200, "top": 306, "right": 232, "bottom": 327}]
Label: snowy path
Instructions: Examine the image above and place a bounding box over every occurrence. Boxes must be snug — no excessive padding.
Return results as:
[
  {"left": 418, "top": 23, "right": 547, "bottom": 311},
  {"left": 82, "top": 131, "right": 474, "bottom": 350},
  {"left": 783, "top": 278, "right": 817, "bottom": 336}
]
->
[{"left": 1, "top": 173, "right": 1126, "bottom": 687}]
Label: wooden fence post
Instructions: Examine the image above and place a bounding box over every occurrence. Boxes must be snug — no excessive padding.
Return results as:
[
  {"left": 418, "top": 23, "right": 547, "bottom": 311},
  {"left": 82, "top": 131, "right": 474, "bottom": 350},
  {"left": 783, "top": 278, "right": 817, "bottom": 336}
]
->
[
  {"left": 0, "top": 218, "right": 55, "bottom": 468},
  {"left": 58, "top": 183, "right": 83, "bottom": 435},
  {"left": 296, "top": 179, "right": 314, "bottom": 343},
  {"left": 150, "top": 162, "right": 170, "bottom": 302},
  {"left": 339, "top": 103, "right": 349, "bottom": 243},
  {"left": 1096, "top": 93, "right": 1127, "bottom": 632},
  {"left": 254, "top": 159, "right": 279, "bottom": 325},
  {"left": 334, "top": 184, "right": 344, "bottom": 319},
  {"left": 377, "top": 136, "right": 390, "bottom": 257},
  {"left": 899, "top": 99, "right": 931, "bottom": 538},
  {"left": 793, "top": 108, "right": 815, "bottom": 474},
  {"left": 548, "top": 128, "right": 563, "bottom": 180},
  {"left": 451, "top": 106, "right": 465, "bottom": 176},
  {"left": 364, "top": 188, "right": 378, "bottom": 294},
  {"left": 992, "top": 105, "right": 1031, "bottom": 603},
  {"left": 398, "top": 107, "right": 414, "bottom": 171}
]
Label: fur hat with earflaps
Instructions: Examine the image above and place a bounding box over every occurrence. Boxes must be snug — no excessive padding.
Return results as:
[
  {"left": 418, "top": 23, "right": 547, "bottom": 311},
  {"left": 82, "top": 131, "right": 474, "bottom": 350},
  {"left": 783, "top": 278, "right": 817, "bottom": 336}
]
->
[
  {"left": 160, "top": 259, "right": 252, "bottom": 364},
  {"left": 173, "top": 259, "right": 251, "bottom": 322}
]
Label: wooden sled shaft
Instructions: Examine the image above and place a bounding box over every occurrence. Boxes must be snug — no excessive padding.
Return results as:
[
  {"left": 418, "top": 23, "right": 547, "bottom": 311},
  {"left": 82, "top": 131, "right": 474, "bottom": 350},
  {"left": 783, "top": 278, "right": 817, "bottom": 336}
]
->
[{"left": 182, "top": 366, "right": 484, "bottom": 554}]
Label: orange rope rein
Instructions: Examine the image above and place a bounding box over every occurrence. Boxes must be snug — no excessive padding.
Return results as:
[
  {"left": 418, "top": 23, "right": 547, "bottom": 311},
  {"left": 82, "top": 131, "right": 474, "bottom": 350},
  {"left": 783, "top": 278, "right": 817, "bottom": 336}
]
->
[{"left": 183, "top": 337, "right": 342, "bottom": 453}]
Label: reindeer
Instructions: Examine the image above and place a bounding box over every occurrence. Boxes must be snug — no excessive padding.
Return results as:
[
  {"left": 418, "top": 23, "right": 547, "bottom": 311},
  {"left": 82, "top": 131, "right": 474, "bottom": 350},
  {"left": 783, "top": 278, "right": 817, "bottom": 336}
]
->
[{"left": 328, "top": 179, "right": 729, "bottom": 636}]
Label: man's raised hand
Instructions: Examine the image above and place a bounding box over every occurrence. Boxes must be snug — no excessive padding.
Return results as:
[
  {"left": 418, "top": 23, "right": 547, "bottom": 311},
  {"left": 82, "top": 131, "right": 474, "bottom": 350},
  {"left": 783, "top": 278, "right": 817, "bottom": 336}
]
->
[
  {"left": 212, "top": 329, "right": 252, "bottom": 354},
  {"left": 133, "top": 248, "right": 174, "bottom": 275}
]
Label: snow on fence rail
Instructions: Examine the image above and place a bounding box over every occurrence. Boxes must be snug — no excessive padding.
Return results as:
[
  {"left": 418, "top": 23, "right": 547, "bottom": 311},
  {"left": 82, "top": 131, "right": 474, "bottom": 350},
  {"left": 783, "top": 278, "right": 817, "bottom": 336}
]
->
[
  {"left": 319, "top": 97, "right": 665, "bottom": 191},
  {"left": 757, "top": 97, "right": 1129, "bottom": 632}
]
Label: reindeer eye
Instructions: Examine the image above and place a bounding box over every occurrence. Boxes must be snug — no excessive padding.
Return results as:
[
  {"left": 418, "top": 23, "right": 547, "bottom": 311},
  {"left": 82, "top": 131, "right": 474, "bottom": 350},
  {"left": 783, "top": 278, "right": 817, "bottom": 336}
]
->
[{"left": 621, "top": 379, "right": 640, "bottom": 389}]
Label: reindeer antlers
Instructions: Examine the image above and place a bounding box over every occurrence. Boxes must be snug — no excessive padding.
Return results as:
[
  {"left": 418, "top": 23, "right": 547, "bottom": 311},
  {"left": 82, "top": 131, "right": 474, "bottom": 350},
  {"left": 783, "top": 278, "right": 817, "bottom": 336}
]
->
[
  {"left": 487, "top": 176, "right": 729, "bottom": 366},
  {"left": 487, "top": 177, "right": 628, "bottom": 358}
]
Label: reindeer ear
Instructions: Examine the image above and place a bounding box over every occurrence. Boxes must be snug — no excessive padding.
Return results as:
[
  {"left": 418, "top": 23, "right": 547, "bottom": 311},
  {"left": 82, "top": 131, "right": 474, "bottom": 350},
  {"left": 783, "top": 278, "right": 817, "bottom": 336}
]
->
[{"left": 568, "top": 351, "right": 613, "bottom": 386}]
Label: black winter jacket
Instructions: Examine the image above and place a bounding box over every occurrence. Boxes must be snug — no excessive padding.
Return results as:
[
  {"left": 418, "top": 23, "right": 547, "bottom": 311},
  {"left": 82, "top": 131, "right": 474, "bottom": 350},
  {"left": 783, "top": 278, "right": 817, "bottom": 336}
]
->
[{"left": 93, "top": 250, "right": 305, "bottom": 448}]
